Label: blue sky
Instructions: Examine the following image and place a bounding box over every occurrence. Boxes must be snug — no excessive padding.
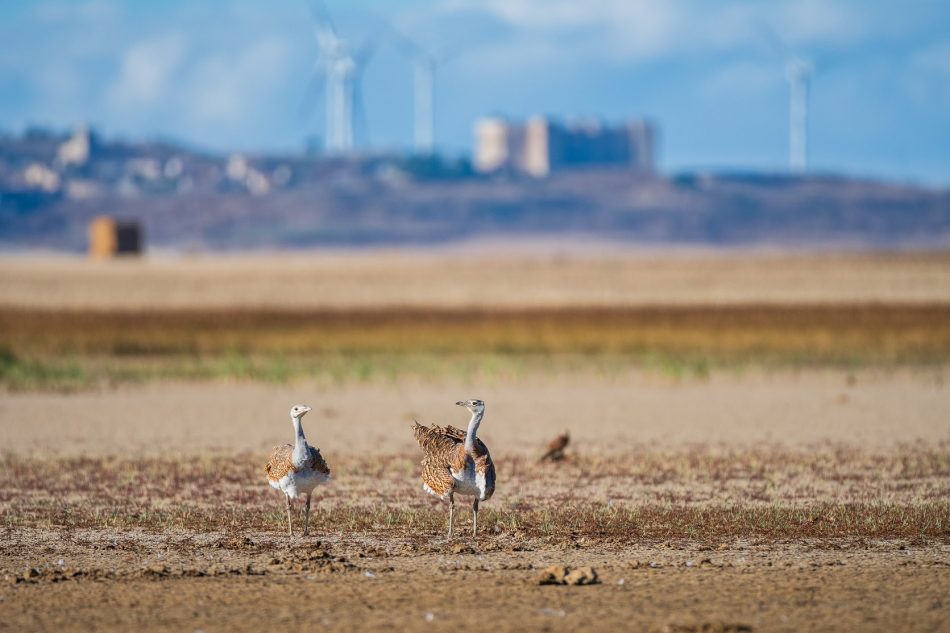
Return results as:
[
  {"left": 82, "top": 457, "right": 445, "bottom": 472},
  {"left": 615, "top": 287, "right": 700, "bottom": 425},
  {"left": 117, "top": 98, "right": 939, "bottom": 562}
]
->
[{"left": 1, "top": 0, "right": 948, "bottom": 185}]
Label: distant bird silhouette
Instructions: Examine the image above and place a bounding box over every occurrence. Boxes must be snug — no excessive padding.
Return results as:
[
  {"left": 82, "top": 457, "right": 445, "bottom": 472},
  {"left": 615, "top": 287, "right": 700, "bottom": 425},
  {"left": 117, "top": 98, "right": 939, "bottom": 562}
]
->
[
  {"left": 264, "top": 404, "right": 331, "bottom": 537},
  {"left": 412, "top": 399, "right": 495, "bottom": 539},
  {"left": 540, "top": 430, "right": 570, "bottom": 462}
]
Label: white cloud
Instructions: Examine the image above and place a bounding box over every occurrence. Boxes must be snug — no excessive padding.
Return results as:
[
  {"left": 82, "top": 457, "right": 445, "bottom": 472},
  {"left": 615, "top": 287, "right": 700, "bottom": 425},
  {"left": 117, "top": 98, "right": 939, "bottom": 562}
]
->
[
  {"left": 773, "top": 0, "right": 869, "bottom": 45},
  {"left": 698, "top": 60, "right": 780, "bottom": 99},
  {"left": 103, "top": 33, "right": 293, "bottom": 135},
  {"left": 106, "top": 35, "right": 187, "bottom": 109},
  {"left": 181, "top": 38, "right": 291, "bottom": 127},
  {"left": 448, "top": 0, "right": 874, "bottom": 65}
]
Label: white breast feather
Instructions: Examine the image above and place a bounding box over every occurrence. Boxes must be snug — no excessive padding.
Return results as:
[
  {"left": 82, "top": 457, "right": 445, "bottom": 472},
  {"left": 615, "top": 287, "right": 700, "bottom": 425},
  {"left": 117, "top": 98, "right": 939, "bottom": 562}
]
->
[
  {"left": 423, "top": 482, "right": 450, "bottom": 499},
  {"left": 274, "top": 469, "right": 330, "bottom": 499},
  {"left": 450, "top": 462, "right": 481, "bottom": 497}
]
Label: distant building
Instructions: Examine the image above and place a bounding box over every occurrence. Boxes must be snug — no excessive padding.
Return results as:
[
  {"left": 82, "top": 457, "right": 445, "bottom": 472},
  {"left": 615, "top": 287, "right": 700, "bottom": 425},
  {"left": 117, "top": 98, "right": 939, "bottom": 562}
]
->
[
  {"left": 57, "top": 124, "right": 92, "bottom": 168},
  {"left": 88, "top": 216, "right": 143, "bottom": 258},
  {"left": 22, "top": 163, "right": 61, "bottom": 192},
  {"left": 474, "top": 116, "right": 656, "bottom": 177},
  {"left": 226, "top": 153, "right": 270, "bottom": 196}
]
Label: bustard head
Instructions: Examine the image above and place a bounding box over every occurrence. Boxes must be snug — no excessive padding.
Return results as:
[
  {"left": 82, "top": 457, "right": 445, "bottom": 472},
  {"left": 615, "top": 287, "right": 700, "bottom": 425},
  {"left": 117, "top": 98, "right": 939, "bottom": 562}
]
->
[
  {"left": 290, "top": 404, "right": 312, "bottom": 419},
  {"left": 456, "top": 399, "right": 485, "bottom": 414}
]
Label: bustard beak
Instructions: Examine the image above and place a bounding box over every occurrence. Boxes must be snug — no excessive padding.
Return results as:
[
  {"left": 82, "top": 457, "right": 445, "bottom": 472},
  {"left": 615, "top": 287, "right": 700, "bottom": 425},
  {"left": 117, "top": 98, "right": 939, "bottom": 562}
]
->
[{"left": 455, "top": 401, "right": 465, "bottom": 406}]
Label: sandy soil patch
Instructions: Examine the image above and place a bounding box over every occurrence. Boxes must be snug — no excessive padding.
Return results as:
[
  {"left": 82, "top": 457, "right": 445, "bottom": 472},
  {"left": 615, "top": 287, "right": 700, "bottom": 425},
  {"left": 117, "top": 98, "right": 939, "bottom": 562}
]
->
[{"left": 1, "top": 370, "right": 946, "bottom": 457}]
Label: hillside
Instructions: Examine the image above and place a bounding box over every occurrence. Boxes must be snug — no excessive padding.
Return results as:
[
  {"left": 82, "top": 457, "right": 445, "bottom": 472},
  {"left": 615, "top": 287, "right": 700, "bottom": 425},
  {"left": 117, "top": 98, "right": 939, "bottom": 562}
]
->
[{"left": 1, "top": 130, "right": 948, "bottom": 251}]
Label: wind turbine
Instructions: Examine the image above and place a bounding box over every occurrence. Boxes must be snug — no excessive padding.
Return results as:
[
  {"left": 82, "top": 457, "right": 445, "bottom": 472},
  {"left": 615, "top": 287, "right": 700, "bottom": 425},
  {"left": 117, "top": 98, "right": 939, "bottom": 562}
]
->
[
  {"left": 762, "top": 25, "right": 816, "bottom": 174},
  {"left": 301, "top": 1, "right": 380, "bottom": 153},
  {"left": 784, "top": 57, "right": 813, "bottom": 173},
  {"left": 392, "top": 32, "right": 458, "bottom": 155}
]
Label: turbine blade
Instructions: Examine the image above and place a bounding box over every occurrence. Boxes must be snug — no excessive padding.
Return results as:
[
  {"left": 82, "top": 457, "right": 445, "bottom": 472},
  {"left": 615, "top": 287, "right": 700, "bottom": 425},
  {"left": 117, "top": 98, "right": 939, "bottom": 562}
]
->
[
  {"left": 297, "top": 68, "right": 327, "bottom": 122},
  {"left": 432, "top": 44, "right": 464, "bottom": 66},
  {"left": 757, "top": 20, "right": 790, "bottom": 60},
  {"left": 308, "top": 0, "right": 338, "bottom": 37},
  {"left": 353, "top": 23, "right": 387, "bottom": 68},
  {"left": 352, "top": 78, "right": 369, "bottom": 147},
  {"left": 388, "top": 26, "right": 423, "bottom": 59}
]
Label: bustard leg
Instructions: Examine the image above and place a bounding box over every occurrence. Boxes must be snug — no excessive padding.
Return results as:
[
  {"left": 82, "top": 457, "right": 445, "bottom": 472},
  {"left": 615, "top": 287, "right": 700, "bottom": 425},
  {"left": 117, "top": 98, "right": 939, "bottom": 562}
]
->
[
  {"left": 284, "top": 494, "right": 294, "bottom": 538},
  {"left": 472, "top": 499, "right": 479, "bottom": 538},
  {"left": 447, "top": 493, "right": 455, "bottom": 539},
  {"left": 303, "top": 493, "right": 312, "bottom": 537}
]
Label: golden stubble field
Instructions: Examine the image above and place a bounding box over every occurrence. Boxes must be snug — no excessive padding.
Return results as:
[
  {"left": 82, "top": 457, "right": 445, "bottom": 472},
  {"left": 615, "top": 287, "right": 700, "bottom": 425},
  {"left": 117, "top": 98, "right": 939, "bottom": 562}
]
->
[
  {"left": 2, "top": 250, "right": 949, "bottom": 309},
  {"left": 1, "top": 251, "right": 949, "bottom": 632}
]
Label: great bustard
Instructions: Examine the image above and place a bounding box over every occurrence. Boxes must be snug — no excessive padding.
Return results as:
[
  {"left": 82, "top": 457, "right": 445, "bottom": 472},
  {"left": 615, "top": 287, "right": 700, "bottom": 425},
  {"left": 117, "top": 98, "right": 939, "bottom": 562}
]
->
[
  {"left": 540, "top": 430, "right": 570, "bottom": 462},
  {"left": 264, "top": 404, "right": 331, "bottom": 537},
  {"left": 412, "top": 399, "right": 496, "bottom": 539}
]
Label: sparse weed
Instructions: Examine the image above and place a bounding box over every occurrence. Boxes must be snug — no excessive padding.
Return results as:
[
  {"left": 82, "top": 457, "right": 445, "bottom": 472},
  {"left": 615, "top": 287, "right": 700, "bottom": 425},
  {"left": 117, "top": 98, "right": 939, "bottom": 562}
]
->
[{"left": 1, "top": 448, "right": 947, "bottom": 541}]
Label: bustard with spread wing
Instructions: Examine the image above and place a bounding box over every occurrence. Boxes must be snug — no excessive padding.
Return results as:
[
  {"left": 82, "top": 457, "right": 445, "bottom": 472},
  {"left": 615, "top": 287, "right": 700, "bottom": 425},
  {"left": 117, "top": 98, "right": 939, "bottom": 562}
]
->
[
  {"left": 412, "top": 399, "right": 496, "bottom": 538},
  {"left": 264, "top": 404, "right": 330, "bottom": 537}
]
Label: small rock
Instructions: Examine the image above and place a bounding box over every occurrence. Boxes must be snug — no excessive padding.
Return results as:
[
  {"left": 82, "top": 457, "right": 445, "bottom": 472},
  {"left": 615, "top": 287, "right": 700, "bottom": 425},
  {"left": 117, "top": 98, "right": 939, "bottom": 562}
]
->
[
  {"left": 425, "top": 612, "right": 434, "bottom": 622},
  {"left": 537, "top": 565, "right": 568, "bottom": 585},
  {"left": 564, "top": 566, "right": 599, "bottom": 586}
]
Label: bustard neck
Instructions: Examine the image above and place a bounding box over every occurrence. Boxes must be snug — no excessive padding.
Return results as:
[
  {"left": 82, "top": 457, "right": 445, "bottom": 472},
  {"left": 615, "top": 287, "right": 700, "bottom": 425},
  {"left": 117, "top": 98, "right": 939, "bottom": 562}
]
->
[
  {"left": 292, "top": 415, "right": 308, "bottom": 448},
  {"left": 464, "top": 410, "right": 483, "bottom": 453},
  {"left": 291, "top": 415, "right": 311, "bottom": 465}
]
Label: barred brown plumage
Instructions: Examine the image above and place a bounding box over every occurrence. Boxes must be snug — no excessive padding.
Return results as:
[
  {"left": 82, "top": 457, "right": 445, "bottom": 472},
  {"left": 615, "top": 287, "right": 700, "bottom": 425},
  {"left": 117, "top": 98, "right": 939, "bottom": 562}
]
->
[
  {"left": 412, "top": 399, "right": 496, "bottom": 539},
  {"left": 264, "top": 444, "right": 330, "bottom": 482}
]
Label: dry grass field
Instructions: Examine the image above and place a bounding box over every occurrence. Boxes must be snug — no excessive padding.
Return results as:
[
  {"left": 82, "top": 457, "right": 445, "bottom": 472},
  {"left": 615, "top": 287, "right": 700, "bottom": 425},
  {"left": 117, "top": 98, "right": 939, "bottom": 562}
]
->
[
  {"left": 1, "top": 303, "right": 949, "bottom": 391},
  {"left": 1, "top": 251, "right": 949, "bottom": 632},
  {"left": 2, "top": 250, "right": 949, "bottom": 309}
]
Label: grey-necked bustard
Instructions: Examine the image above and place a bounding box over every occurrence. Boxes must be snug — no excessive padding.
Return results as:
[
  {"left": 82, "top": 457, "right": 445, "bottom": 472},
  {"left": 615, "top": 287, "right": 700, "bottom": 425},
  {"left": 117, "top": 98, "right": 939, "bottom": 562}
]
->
[
  {"left": 412, "top": 399, "right": 496, "bottom": 538},
  {"left": 264, "top": 404, "right": 331, "bottom": 537}
]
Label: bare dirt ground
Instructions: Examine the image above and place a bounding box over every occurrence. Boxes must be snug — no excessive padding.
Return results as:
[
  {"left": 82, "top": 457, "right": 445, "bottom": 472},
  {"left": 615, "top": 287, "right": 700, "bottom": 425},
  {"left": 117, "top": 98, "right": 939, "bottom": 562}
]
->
[
  {"left": 2, "top": 252, "right": 949, "bottom": 631},
  {"left": 2, "top": 530, "right": 947, "bottom": 633},
  {"left": 2, "top": 251, "right": 949, "bottom": 309},
  {"left": 1, "top": 371, "right": 949, "bottom": 632},
  {"left": 1, "top": 370, "right": 947, "bottom": 456}
]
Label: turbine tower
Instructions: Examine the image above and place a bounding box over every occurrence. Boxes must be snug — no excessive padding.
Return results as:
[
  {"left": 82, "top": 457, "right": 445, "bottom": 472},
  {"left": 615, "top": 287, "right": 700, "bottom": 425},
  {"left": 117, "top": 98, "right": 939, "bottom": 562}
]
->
[
  {"left": 303, "top": 1, "right": 378, "bottom": 153},
  {"left": 413, "top": 54, "right": 436, "bottom": 153},
  {"left": 393, "top": 33, "right": 457, "bottom": 155},
  {"left": 761, "top": 24, "right": 816, "bottom": 173},
  {"left": 785, "top": 58, "right": 813, "bottom": 173}
]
